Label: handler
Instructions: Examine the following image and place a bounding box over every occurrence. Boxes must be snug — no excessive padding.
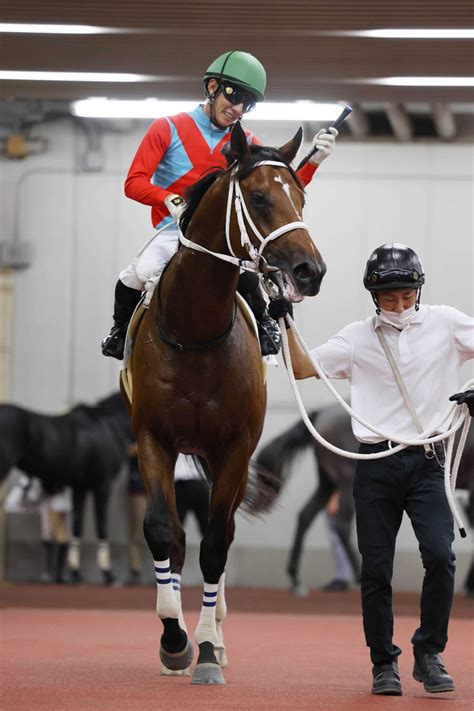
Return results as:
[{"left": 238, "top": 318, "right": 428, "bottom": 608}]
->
[
  {"left": 101, "top": 50, "right": 338, "bottom": 360},
  {"left": 269, "top": 243, "right": 474, "bottom": 696}
]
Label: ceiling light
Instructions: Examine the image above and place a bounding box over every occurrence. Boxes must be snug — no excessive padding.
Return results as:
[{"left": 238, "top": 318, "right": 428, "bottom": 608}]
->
[
  {"left": 0, "top": 71, "right": 156, "bottom": 83},
  {"left": 371, "top": 76, "right": 474, "bottom": 87},
  {"left": 72, "top": 98, "right": 344, "bottom": 121},
  {"left": 0, "top": 23, "right": 119, "bottom": 34},
  {"left": 350, "top": 29, "right": 474, "bottom": 39}
]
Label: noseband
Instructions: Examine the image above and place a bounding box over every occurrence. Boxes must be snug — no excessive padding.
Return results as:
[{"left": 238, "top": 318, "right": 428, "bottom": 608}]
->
[{"left": 178, "top": 160, "right": 310, "bottom": 277}]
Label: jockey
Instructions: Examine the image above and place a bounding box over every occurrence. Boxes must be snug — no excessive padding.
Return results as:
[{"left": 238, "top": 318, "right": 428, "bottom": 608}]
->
[{"left": 101, "top": 50, "right": 338, "bottom": 360}]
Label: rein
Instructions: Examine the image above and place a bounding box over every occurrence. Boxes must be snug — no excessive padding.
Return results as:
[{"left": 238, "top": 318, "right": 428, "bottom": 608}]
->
[
  {"left": 179, "top": 160, "right": 309, "bottom": 276},
  {"left": 279, "top": 314, "right": 473, "bottom": 538}
]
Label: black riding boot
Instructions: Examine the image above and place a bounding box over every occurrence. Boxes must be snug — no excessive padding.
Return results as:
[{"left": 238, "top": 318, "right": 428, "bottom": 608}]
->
[
  {"left": 237, "top": 273, "right": 281, "bottom": 356},
  {"left": 101, "top": 280, "right": 142, "bottom": 360},
  {"left": 41, "top": 541, "right": 54, "bottom": 583},
  {"left": 55, "top": 543, "right": 68, "bottom": 584}
]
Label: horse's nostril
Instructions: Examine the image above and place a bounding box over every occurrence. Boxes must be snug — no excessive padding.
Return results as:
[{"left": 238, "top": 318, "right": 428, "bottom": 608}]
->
[{"left": 294, "top": 262, "right": 317, "bottom": 284}]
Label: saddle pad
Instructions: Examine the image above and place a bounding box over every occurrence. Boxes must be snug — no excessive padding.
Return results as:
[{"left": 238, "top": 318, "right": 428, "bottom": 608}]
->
[{"left": 120, "top": 293, "right": 265, "bottom": 406}]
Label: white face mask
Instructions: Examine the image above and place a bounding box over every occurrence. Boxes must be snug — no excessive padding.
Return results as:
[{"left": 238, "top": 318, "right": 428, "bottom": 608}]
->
[{"left": 379, "top": 304, "right": 417, "bottom": 329}]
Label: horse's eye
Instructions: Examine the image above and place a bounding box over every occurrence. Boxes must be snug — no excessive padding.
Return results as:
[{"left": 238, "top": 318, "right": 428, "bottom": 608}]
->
[{"left": 250, "top": 191, "right": 269, "bottom": 208}]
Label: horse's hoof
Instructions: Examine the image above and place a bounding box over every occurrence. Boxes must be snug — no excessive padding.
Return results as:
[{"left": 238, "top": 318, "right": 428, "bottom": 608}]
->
[
  {"left": 214, "top": 647, "right": 228, "bottom": 668},
  {"left": 191, "top": 663, "right": 225, "bottom": 685},
  {"left": 160, "top": 664, "right": 190, "bottom": 676},
  {"left": 159, "top": 639, "right": 194, "bottom": 671}
]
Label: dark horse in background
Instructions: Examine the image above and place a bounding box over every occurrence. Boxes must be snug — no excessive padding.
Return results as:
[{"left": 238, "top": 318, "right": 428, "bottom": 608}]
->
[
  {"left": 127, "top": 122, "right": 326, "bottom": 684},
  {"left": 257, "top": 405, "right": 474, "bottom": 596},
  {"left": 0, "top": 392, "right": 132, "bottom": 583}
]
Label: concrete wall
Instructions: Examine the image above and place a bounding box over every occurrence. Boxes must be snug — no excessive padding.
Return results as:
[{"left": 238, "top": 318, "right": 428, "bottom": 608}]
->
[{"left": 1, "top": 117, "right": 473, "bottom": 589}]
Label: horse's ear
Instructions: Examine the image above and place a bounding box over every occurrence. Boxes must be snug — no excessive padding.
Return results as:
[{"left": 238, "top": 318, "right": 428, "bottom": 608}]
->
[
  {"left": 230, "top": 121, "right": 251, "bottom": 164},
  {"left": 278, "top": 127, "right": 304, "bottom": 165}
]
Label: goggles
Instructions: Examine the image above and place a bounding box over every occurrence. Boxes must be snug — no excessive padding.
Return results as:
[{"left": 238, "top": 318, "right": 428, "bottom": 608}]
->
[{"left": 220, "top": 82, "right": 257, "bottom": 113}]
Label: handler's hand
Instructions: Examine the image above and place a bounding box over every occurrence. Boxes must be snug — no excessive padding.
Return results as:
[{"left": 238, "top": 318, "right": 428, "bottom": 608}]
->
[
  {"left": 449, "top": 389, "right": 474, "bottom": 416},
  {"left": 164, "top": 193, "right": 187, "bottom": 224},
  {"left": 269, "top": 298, "right": 294, "bottom": 324},
  {"left": 309, "top": 127, "right": 338, "bottom": 165}
]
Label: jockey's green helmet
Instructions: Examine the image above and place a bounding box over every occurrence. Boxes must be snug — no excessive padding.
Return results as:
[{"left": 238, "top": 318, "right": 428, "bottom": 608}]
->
[{"left": 203, "top": 51, "right": 266, "bottom": 102}]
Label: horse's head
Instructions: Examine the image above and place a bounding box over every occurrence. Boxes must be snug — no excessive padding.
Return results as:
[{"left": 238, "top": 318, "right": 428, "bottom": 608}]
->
[{"left": 229, "top": 122, "right": 326, "bottom": 301}]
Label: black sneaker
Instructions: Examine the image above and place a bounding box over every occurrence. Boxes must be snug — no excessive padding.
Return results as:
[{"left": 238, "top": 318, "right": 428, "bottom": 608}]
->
[
  {"left": 372, "top": 661, "right": 402, "bottom": 695},
  {"left": 257, "top": 312, "right": 281, "bottom": 356},
  {"left": 413, "top": 651, "right": 455, "bottom": 693},
  {"left": 321, "top": 578, "right": 349, "bottom": 592},
  {"left": 101, "top": 324, "right": 127, "bottom": 360}
]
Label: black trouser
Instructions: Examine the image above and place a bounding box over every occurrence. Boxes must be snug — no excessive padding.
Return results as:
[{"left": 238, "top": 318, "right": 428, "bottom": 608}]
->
[{"left": 354, "top": 443, "right": 455, "bottom": 666}]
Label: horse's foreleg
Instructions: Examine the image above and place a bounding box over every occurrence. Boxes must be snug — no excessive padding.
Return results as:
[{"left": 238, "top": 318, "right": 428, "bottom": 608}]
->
[
  {"left": 192, "top": 455, "right": 246, "bottom": 685},
  {"left": 138, "top": 431, "right": 193, "bottom": 673},
  {"left": 92, "top": 481, "right": 115, "bottom": 586},
  {"left": 214, "top": 572, "right": 228, "bottom": 668},
  {"left": 68, "top": 487, "right": 87, "bottom": 583}
]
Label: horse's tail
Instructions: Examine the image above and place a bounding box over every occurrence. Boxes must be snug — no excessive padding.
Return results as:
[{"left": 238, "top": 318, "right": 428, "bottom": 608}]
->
[
  {"left": 256, "top": 410, "right": 319, "bottom": 486},
  {"left": 240, "top": 411, "right": 320, "bottom": 516}
]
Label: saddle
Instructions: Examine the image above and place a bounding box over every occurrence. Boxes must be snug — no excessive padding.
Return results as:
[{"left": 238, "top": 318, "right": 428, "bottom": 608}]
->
[{"left": 120, "top": 294, "right": 265, "bottom": 406}]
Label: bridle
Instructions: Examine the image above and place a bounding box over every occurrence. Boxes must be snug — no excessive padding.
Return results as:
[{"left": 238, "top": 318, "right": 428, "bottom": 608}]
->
[
  {"left": 178, "top": 160, "right": 310, "bottom": 287},
  {"left": 157, "top": 159, "right": 310, "bottom": 352}
]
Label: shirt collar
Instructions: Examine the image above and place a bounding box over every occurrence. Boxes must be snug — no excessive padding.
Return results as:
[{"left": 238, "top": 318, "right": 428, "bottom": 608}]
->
[{"left": 190, "top": 105, "right": 227, "bottom": 134}]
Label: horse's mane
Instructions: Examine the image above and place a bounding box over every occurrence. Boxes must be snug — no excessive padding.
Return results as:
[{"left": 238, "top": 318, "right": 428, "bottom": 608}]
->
[{"left": 180, "top": 143, "right": 303, "bottom": 235}]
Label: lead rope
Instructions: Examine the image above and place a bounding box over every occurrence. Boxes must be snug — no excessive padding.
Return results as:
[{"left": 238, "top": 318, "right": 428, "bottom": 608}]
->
[{"left": 279, "top": 315, "right": 473, "bottom": 537}]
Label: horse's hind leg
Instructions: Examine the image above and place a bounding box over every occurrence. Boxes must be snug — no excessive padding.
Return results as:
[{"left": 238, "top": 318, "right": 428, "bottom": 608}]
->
[
  {"left": 138, "top": 431, "right": 194, "bottom": 673},
  {"left": 287, "top": 470, "right": 335, "bottom": 595}
]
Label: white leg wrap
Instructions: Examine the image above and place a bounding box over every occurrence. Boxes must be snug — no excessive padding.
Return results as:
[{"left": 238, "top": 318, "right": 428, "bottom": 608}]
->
[
  {"left": 214, "top": 573, "right": 228, "bottom": 666},
  {"left": 97, "top": 540, "right": 111, "bottom": 571},
  {"left": 155, "top": 559, "right": 179, "bottom": 620},
  {"left": 67, "top": 538, "right": 80, "bottom": 569},
  {"left": 216, "top": 572, "right": 227, "bottom": 622},
  {"left": 171, "top": 573, "right": 187, "bottom": 633},
  {"left": 195, "top": 582, "right": 219, "bottom": 646}
]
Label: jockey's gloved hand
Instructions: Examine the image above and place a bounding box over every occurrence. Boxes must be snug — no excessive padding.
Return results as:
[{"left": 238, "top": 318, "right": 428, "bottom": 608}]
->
[
  {"left": 309, "top": 127, "right": 338, "bottom": 165},
  {"left": 164, "top": 193, "right": 187, "bottom": 224},
  {"left": 449, "top": 389, "right": 474, "bottom": 416},
  {"left": 268, "top": 298, "right": 294, "bottom": 324}
]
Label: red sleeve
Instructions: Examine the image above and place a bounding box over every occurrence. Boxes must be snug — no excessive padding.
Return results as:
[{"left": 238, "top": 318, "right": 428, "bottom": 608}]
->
[
  {"left": 124, "top": 118, "right": 174, "bottom": 207},
  {"left": 296, "top": 160, "right": 318, "bottom": 188}
]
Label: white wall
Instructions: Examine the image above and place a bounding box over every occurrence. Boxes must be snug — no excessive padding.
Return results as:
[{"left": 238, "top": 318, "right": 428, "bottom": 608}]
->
[{"left": 1, "top": 118, "right": 473, "bottom": 586}]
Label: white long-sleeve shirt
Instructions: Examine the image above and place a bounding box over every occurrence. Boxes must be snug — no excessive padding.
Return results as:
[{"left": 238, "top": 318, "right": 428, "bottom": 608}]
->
[{"left": 311, "top": 304, "right": 474, "bottom": 443}]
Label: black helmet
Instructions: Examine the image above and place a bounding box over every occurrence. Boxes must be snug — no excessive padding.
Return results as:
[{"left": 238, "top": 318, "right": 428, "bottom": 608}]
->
[{"left": 363, "top": 243, "right": 425, "bottom": 311}]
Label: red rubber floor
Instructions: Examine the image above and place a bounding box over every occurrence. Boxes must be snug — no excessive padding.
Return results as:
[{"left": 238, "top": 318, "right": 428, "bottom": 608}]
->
[{"left": 1, "top": 585, "right": 473, "bottom": 711}]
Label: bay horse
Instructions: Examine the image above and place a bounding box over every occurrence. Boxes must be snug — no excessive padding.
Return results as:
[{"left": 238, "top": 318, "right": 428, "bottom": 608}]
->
[
  {"left": 128, "top": 122, "right": 326, "bottom": 684},
  {"left": 257, "top": 406, "right": 474, "bottom": 596},
  {"left": 0, "top": 392, "right": 132, "bottom": 583}
]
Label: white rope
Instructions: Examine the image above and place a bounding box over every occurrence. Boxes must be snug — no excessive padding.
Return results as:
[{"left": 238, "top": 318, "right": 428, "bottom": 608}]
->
[{"left": 279, "top": 315, "right": 472, "bottom": 536}]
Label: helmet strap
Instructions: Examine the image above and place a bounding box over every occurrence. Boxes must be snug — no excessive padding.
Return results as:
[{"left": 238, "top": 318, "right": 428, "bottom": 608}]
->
[
  {"left": 205, "top": 81, "right": 238, "bottom": 130},
  {"left": 371, "top": 292, "right": 381, "bottom": 315}
]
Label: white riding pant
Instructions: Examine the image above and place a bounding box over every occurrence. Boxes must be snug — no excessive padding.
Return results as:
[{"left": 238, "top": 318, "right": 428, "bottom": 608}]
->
[{"left": 119, "top": 228, "right": 179, "bottom": 292}]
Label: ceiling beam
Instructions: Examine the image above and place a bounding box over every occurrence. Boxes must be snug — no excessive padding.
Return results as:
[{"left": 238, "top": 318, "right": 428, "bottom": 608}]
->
[
  {"left": 384, "top": 103, "right": 413, "bottom": 141},
  {"left": 432, "top": 103, "right": 457, "bottom": 140},
  {"left": 345, "top": 104, "right": 370, "bottom": 140}
]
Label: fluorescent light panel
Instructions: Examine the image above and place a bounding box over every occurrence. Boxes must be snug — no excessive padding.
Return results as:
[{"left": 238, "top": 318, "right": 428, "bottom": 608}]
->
[
  {"left": 350, "top": 29, "right": 474, "bottom": 39},
  {"left": 372, "top": 76, "right": 474, "bottom": 87},
  {"left": 0, "top": 70, "right": 154, "bottom": 82},
  {"left": 72, "top": 98, "right": 343, "bottom": 121},
  {"left": 0, "top": 23, "right": 118, "bottom": 34}
]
